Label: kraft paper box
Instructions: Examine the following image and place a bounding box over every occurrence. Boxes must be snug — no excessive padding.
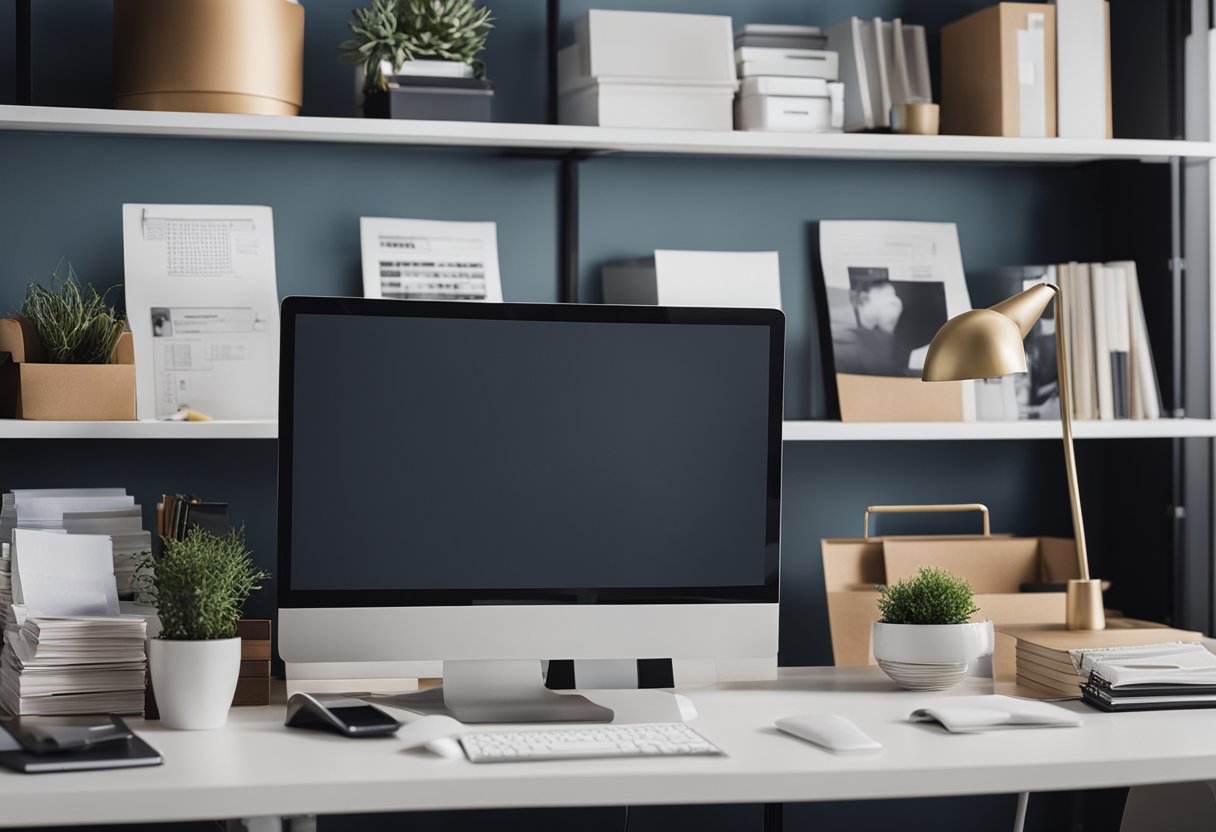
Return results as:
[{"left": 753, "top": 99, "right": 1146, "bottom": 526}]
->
[
  {"left": 0, "top": 317, "right": 136, "bottom": 421},
  {"left": 822, "top": 534, "right": 1079, "bottom": 680}
]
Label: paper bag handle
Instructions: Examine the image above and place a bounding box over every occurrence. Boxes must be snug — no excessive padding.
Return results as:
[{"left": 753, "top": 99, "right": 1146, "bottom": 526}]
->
[{"left": 863, "top": 504, "right": 990, "bottom": 539}]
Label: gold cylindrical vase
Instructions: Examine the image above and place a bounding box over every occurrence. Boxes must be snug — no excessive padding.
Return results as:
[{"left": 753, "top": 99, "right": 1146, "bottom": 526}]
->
[{"left": 113, "top": 0, "right": 304, "bottom": 116}]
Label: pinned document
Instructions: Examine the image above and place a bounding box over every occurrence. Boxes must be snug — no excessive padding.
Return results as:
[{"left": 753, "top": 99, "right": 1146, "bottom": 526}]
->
[{"left": 122, "top": 204, "right": 281, "bottom": 420}]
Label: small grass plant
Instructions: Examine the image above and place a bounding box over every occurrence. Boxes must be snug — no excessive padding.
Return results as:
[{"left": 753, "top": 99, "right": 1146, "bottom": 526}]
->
[
  {"left": 876, "top": 566, "right": 980, "bottom": 625},
  {"left": 134, "top": 527, "right": 269, "bottom": 641},
  {"left": 20, "top": 258, "right": 125, "bottom": 364},
  {"left": 342, "top": 0, "right": 494, "bottom": 93}
]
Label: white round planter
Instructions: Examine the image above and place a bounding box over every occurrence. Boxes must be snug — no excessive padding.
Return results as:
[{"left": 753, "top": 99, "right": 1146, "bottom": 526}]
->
[
  {"left": 148, "top": 637, "right": 241, "bottom": 730},
  {"left": 871, "top": 621, "right": 994, "bottom": 691}
]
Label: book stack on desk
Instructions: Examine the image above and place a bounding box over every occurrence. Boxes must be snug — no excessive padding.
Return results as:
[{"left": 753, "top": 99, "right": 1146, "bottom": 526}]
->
[
  {"left": 733, "top": 25, "right": 843, "bottom": 133},
  {"left": 0, "top": 607, "right": 147, "bottom": 716},
  {"left": 235, "top": 619, "right": 271, "bottom": 706},
  {"left": 1005, "top": 624, "right": 1204, "bottom": 698}
]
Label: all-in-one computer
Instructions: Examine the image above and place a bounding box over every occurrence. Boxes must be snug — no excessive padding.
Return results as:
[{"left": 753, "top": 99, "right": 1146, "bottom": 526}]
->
[{"left": 277, "top": 298, "right": 784, "bottom": 723}]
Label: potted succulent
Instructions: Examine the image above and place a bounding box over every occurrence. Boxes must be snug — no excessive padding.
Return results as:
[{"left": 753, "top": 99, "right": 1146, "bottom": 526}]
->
[
  {"left": 872, "top": 567, "right": 993, "bottom": 691},
  {"left": 0, "top": 260, "right": 136, "bottom": 420},
  {"left": 342, "top": 0, "right": 496, "bottom": 121},
  {"left": 135, "top": 527, "right": 269, "bottom": 730}
]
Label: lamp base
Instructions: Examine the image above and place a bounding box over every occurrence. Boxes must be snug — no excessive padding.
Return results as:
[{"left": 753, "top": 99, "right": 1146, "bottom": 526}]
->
[{"left": 1066, "top": 579, "right": 1106, "bottom": 631}]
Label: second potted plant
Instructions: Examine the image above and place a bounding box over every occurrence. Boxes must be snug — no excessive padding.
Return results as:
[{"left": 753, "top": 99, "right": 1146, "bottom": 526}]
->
[
  {"left": 136, "top": 527, "right": 269, "bottom": 730},
  {"left": 872, "top": 566, "right": 993, "bottom": 691}
]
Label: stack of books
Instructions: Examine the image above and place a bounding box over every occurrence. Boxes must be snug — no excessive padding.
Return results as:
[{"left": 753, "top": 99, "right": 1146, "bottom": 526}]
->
[
  {"left": 1, "top": 607, "right": 146, "bottom": 716},
  {"left": 1, "top": 489, "right": 152, "bottom": 601},
  {"left": 157, "top": 493, "right": 229, "bottom": 541},
  {"left": 1082, "top": 644, "right": 1216, "bottom": 711},
  {"left": 1004, "top": 623, "right": 1204, "bottom": 698},
  {"left": 733, "top": 25, "right": 843, "bottom": 133},
  {"left": 235, "top": 620, "right": 271, "bottom": 706}
]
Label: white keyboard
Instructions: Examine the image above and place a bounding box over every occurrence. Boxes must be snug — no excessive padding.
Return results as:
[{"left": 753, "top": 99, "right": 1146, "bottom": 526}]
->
[{"left": 459, "top": 722, "right": 724, "bottom": 763}]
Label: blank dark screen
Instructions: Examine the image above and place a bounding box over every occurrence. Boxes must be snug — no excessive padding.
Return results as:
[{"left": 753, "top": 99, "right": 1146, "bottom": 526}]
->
[{"left": 289, "top": 314, "right": 772, "bottom": 591}]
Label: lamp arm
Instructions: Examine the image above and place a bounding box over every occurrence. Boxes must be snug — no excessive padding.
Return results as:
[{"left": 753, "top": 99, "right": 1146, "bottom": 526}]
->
[{"left": 1050, "top": 283, "right": 1090, "bottom": 581}]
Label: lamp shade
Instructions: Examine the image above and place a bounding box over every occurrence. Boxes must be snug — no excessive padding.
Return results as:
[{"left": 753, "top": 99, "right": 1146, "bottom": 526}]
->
[{"left": 921, "top": 283, "right": 1057, "bottom": 382}]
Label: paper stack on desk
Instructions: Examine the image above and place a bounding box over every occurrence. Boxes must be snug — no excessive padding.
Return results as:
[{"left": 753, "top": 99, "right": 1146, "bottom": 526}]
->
[
  {"left": 0, "top": 530, "right": 147, "bottom": 716},
  {"left": 1, "top": 489, "right": 152, "bottom": 600}
]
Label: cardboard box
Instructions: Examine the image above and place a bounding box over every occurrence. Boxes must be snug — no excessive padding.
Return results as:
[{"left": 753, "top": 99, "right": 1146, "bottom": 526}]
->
[
  {"left": 836, "top": 374, "right": 965, "bottom": 422},
  {"left": 0, "top": 317, "right": 135, "bottom": 420},
  {"left": 823, "top": 513, "right": 1082, "bottom": 679},
  {"left": 941, "top": 3, "right": 1058, "bottom": 137}
]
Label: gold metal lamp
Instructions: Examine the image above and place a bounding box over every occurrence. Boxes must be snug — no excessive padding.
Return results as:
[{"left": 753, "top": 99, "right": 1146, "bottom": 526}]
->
[{"left": 922, "top": 283, "right": 1105, "bottom": 630}]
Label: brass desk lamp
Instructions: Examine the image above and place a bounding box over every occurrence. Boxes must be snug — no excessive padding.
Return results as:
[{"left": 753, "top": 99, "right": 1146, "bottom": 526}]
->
[{"left": 922, "top": 283, "right": 1105, "bottom": 631}]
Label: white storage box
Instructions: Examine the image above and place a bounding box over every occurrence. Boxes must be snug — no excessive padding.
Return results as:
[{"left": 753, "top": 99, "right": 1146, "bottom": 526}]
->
[
  {"left": 734, "top": 47, "right": 839, "bottom": 80},
  {"left": 735, "top": 80, "right": 844, "bottom": 133},
  {"left": 572, "top": 10, "right": 735, "bottom": 82},
  {"left": 560, "top": 77, "right": 737, "bottom": 130}
]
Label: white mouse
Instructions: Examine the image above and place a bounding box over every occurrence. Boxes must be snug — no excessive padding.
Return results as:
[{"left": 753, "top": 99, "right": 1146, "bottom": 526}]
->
[
  {"left": 775, "top": 714, "right": 882, "bottom": 753},
  {"left": 397, "top": 715, "right": 466, "bottom": 759}
]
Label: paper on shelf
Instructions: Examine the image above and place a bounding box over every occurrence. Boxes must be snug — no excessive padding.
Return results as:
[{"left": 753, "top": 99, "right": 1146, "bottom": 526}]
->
[
  {"left": 122, "top": 204, "right": 281, "bottom": 420},
  {"left": 10, "top": 529, "right": 120, "bottom": 618},
  {"left": 360, "top": 217, "right": 503, "bottom": 302}
]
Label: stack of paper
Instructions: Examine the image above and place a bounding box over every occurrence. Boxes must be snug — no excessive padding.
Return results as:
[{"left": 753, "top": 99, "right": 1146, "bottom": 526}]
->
[
  {"left": 1081, "top": 644, "right": 1216, "bottom": 712},
  {"left": 827, "top": 16, "right": 931, "bottom": 131},
  {"left": 1, "top": 489, "right": 152, "bottom": 600},
  {"left": 0, "top": 529, "right": 147, "bottom": 717},
  {"left": 1004, "top": 624, "right": 1204, "bottom": 698}
]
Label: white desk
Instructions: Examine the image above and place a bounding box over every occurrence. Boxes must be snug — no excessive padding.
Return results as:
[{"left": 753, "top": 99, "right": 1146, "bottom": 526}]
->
[{"left": 2, "top": 667, "right": 1212, "bottom": 827}]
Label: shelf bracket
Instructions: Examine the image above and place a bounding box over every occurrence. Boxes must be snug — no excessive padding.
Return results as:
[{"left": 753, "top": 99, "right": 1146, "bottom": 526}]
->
[{"left": 15, "top": 0, "right": 32, "bottom": 105}]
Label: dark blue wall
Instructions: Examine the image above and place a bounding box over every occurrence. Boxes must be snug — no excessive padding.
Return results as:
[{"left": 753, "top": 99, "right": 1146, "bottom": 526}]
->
[{"left": 0, "top": 1, "right": 1171, "bottom": 829}]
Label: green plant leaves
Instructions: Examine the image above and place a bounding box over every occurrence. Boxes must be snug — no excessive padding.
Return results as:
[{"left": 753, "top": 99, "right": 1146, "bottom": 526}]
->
[
  {"left": 133, "top": 527, "right": 269, "bottom": 641},
  {"left": 20, "top": 259, "right": 126, "bottom": 365},
  {"left": 875, "top": 566, "right": 980, "bottom": 625},
  {"left": 340, "top": 0, "right": 495, "bottom": 93}
]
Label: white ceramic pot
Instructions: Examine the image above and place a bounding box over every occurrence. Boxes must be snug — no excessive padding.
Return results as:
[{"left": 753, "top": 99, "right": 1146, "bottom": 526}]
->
[
  {"left": 148, "top": 637, "right": 241, "bottom": 730},
  {"left": 871, "top": 621, "right": 994, "bottom": 691}
]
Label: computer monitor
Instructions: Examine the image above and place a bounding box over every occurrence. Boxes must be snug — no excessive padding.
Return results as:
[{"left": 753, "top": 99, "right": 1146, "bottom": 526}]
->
[{"left": 277, "top": 298, "right": 784, "bottom": 722}]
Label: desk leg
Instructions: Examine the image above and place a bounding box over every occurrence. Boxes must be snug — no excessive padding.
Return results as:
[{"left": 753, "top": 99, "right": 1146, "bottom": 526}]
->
[{"left": 764, "top": 802, "right": 783, "bottom": 832}]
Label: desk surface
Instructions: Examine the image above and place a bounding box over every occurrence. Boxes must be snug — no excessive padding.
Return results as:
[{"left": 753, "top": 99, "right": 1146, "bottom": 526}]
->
[{"left": 3, "top": 667, "right": 1214, "bottom": 827}]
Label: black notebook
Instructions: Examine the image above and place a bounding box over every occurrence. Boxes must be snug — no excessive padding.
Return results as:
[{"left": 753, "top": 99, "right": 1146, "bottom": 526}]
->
[{"left": 0, "top": 716, "right": 162, "bottom": 774}]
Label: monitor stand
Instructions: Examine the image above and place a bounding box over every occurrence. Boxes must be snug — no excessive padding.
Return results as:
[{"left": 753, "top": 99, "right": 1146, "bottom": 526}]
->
[{"left": 378, "top": 660, "right": 615, "bottom": 724}]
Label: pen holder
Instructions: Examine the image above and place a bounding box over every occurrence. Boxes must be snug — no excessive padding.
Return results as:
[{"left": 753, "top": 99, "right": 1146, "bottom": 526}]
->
[{"left": 891, "top": 102, "right": 941, "bottom": 136}]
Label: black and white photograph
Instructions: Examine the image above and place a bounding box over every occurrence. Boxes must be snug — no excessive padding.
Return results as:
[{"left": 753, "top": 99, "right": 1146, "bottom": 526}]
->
[{"left": 828, "top": 266, "right": 949, "bottom": 377}]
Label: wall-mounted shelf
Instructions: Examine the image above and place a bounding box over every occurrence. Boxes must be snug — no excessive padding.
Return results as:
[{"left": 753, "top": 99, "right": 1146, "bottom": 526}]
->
[
  {"left": 782, "top": 419, "right": 1216, "bottom": 441},
  {"left": 1, "top": 105, "right": 1213, "bottom": 164},
  {"left": 0, "top": 419, "right": 277, "bottom": 440},
  {"left": 2, "top": 418, "right": 1212, "bottom": 441}
]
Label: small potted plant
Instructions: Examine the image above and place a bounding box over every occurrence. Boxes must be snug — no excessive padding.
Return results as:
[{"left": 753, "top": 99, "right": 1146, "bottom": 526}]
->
[
  {"left": 0, "top": 260, "right": 135, "bottom": 420},
  {"left": 342, "top": 0, "right": 495, "bottom": 121},
  {"left": 872, "top": 567, "right": 993, "bottom": 691},
  {"left": 135, "top": 527, "right": 269, "bottom": 730}
]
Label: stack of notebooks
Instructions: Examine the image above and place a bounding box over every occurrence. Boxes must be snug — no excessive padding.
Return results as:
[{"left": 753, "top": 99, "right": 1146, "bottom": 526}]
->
[
  {"left": 1, "top": 607, "right": 146, "bottom": 716},
  {"left": 1081, "top": 644, "right": 1216, "bottom": 712},
  {"left": 0, "top": 489, "right": 152, "bottom": 601},
  {"left": 1057, "top": 261, "right": 1162, "bottom": 420},
  {"left": 1005, "top": 623, "right": 1204, "bottom": 699},
  {"left": 733, "top": 25, "right": 843, "bottom": 133}
]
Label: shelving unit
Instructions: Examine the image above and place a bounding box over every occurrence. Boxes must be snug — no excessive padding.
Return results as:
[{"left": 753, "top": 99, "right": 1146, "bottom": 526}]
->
[
  {"left": 0, "top": 105, "right": 1212, "bottom": 163},
  {"left": 3, "top": 418, "right": 1210, "bottom": 442}
]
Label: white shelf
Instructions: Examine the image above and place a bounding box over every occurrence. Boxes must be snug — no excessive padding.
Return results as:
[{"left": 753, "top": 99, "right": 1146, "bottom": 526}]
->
[
  {"left": 782, "top": 418, "right": 1216, "bottom": 441},
  {"left": 2, "top": 105, "right": 1213, "bottom": 163},
  {"left": 0, "top": 419, "right": 277, "bottom": 440},
  {"left": 1, "top": 418, "right": 1212, "bottom": 441}
]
